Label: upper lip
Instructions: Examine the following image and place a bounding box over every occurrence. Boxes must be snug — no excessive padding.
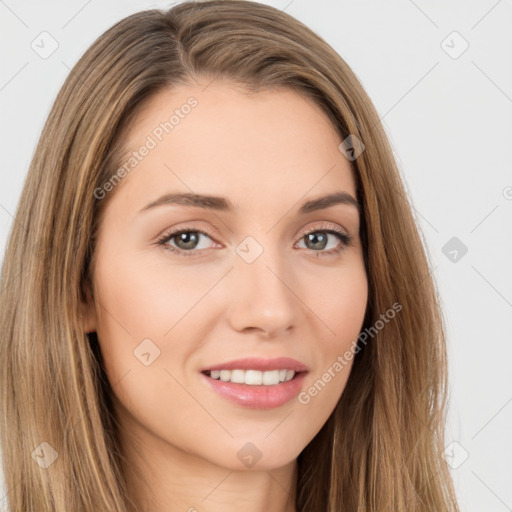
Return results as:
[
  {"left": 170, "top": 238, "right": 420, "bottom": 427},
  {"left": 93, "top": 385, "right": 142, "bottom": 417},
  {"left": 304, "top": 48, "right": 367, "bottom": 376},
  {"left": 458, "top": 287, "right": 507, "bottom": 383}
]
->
[{"left": 202, "top": 357, "right": 309, "bottom": 373}]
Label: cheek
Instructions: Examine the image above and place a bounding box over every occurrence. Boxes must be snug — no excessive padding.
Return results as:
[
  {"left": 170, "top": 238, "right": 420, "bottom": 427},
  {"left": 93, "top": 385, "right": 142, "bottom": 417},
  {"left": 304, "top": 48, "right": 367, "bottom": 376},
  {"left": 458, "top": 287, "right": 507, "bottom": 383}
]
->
[
  {"left": 308, "top": 252, "right": 368, "bottom": 347},
  {"left": 297, "top": 260, "right": 367, "bottom": 414},
  {"left": 91, "top": 252, "right": 205, "bottom": 432},
  {"left": 94, "top": 251, "right": 217, "bottom": 341},
  {"left": 92, "top": 251, "right": 225, "bottom": 395}
]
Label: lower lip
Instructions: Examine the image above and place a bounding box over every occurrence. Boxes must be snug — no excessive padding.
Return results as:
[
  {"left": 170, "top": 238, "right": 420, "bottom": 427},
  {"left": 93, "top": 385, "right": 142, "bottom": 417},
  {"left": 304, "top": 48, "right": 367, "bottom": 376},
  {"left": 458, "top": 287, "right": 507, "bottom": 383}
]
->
[{"left": 200, "top": 372, "right": 308, "bottom": 409}]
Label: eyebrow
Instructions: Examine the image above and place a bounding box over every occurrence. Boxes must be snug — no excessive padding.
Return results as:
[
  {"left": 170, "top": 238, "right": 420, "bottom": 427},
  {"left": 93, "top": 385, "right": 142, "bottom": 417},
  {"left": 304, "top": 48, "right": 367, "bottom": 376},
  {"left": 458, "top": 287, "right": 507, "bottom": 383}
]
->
[{"left": 139, "top": 191, "right": 360, "bottom": 215}]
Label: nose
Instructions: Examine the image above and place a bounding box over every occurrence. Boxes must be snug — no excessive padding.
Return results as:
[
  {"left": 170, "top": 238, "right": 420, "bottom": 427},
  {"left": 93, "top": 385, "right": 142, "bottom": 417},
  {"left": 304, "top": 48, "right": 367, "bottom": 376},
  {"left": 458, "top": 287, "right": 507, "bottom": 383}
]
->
[{"left": 227, "top": 246, "right": 297, "bottom": 338}]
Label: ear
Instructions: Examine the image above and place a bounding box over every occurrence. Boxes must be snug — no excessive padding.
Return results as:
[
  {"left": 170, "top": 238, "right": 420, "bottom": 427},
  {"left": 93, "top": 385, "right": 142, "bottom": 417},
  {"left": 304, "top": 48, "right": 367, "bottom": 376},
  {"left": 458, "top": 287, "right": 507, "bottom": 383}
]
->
[{"left": 79, "top": 279, "right": 98, "bottom": 334}]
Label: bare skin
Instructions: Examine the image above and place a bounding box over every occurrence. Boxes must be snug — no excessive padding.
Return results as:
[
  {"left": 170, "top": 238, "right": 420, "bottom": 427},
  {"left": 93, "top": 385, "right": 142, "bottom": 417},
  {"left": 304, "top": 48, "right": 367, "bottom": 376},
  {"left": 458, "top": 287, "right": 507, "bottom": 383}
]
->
[{"left": 82, "top": 79, "right": 368, "bottom": 512}]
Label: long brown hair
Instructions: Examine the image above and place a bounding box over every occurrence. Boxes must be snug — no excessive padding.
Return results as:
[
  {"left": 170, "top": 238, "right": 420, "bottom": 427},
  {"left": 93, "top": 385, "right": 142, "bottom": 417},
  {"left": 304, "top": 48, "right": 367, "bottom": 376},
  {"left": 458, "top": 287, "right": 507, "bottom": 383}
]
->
[{"left": 0, "top": 1, "right": 460, "bottom": 510}]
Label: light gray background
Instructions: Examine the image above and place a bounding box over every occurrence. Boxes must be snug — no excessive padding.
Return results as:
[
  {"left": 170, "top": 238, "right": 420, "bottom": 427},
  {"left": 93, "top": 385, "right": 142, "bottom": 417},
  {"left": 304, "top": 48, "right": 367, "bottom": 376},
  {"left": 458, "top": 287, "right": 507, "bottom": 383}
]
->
[{"left": 1, "top": 1, "right": 511, "bottom": 510}]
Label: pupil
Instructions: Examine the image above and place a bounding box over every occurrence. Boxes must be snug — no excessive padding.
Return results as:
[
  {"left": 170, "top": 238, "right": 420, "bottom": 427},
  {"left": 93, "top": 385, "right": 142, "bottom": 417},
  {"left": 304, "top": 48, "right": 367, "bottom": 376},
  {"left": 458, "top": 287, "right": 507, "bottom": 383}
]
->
[
  {"left": 307, "top": 232, "right": 327, "bottom": 250},
  {"left": 177, "top": 232, "right": 198, "bottom": 249}
]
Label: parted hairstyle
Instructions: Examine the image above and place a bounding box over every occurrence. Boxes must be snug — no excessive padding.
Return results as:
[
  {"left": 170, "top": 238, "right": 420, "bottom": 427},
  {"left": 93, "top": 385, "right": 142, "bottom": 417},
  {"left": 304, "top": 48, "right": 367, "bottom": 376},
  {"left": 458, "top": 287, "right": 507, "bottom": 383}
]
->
[{"left": 0, "top": 1, "right": 460, "bottom": 510}]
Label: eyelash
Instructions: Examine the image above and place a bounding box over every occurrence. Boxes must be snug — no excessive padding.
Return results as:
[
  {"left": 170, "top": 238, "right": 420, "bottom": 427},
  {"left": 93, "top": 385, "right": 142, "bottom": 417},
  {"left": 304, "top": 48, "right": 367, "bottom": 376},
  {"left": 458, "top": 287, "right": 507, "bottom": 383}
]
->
[{"left": 155, "top": 222, "right": 352, "bottom": 258}]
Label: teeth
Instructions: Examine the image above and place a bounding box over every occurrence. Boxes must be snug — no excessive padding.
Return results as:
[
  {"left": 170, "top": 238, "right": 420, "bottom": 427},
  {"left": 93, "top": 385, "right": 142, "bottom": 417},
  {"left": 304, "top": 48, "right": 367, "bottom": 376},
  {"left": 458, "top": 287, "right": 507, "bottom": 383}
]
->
[
  {"left": 220, "top": 370, "right": 231, "bottom": 382},
  {"left": 231, "top": 369, "right": 245, "bottom": 384},
  {"left": 245, "top": 370, "right": 263, "bottom": 385},
  {"left": 262, "top": 370, "right": 280, "bottom": 385},
  {"left": 207, "top": 369, "right": 296, "bottom": 385}
]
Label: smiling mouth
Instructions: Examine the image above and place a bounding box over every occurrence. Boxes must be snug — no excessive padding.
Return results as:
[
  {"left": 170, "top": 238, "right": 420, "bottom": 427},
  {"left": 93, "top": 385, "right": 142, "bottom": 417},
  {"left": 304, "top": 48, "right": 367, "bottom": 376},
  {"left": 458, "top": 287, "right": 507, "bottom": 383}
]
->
[{"left": 202, "top": 369, "right": 298, "bottom": 386}]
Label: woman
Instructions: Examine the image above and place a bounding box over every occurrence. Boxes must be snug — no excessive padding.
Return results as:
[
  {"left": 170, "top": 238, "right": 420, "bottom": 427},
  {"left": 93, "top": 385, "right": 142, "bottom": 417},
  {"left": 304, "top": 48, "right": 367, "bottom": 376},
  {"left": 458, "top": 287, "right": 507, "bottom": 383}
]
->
[{"left": 0, "top": 1, "right": 461, "bottom": 510}]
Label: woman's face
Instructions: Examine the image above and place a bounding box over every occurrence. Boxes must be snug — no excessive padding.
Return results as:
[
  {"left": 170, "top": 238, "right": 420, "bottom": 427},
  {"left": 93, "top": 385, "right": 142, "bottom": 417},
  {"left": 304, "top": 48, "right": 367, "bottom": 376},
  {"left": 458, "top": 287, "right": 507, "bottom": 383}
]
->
[{"left": 84, "top": 81, "right": 368, "bottom": 472}]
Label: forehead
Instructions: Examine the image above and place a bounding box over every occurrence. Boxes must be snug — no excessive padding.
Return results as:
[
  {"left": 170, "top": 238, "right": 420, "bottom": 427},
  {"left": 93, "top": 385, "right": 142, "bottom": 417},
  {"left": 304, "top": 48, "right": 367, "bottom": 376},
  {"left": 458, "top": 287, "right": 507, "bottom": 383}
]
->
[{"left": 108, "top": 81, "right": 356, "bottom": 215}]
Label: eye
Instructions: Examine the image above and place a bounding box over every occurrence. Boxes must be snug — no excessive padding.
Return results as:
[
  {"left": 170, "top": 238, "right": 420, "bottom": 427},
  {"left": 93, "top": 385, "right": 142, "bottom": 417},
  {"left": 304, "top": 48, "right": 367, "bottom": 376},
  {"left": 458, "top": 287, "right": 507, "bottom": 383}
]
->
[
  {"left": 156, "top": 228, "right": 216, "bottom": 256},
  {"left": 296, "top": 224, "right": 351, "bottom": 256},
  {"left": 155, "top": 223, "right": 352, "bottom": 257}
]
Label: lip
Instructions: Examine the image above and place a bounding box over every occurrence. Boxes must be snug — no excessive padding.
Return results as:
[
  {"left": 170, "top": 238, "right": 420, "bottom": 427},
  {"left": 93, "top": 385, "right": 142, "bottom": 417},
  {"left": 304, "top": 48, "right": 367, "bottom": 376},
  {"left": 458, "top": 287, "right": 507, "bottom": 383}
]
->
[
  {"left": 200, "top": 357, "right": 309, "bottom": 410},
  {"left": 200, "top": 370, "right": 308, "bottom": 409},
  {"left": 201, "top": 357, "right": 309, "bottom": 373}
]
